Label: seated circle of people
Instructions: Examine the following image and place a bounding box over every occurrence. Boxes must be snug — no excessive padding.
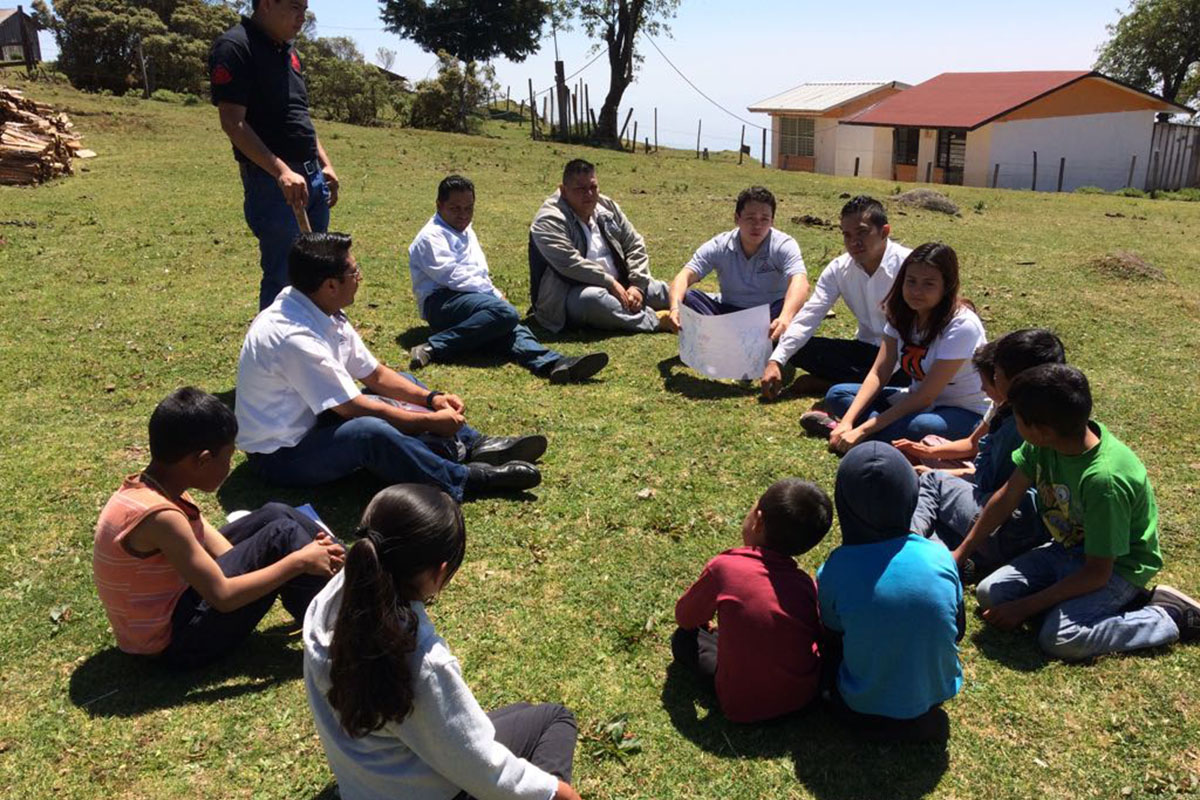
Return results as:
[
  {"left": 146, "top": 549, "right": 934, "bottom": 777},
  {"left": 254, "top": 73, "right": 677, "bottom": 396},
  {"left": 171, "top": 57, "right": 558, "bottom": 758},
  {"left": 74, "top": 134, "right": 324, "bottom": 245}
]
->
[
  {"left": 666, "top": 186, "right": 809, "bottom": 338},
  {"left": 906, "top": 329, "right": 1066, "bottom": 584},
  {"left": 800, "top": 241, "right": 990, "bottom": 452},
  {"left": 406, "top": 175, "right": 609, "bottom": 384},
  {"left": 818, "top": 441, "right": 964, "bottom": 742},
  {"left": 957, "top": 364, "right": 1200, "bottom": 659},
  {"left": 762, "top": 195, "right": 913, "bottom": 399},
  {"left": 93, "top": 387, "right": 345, "bottom": 669},
  {"left": 529, "top": 159, "right": 673, "bottom": 333},
  {"left": 303, "top": 484, "right": 583, "bottom": 800},
  {"left": 672, "top": 478, "right": 830, "bottom": 723},
  {"left": 234, "top": 232, "right": 545, "bottom": 499}
]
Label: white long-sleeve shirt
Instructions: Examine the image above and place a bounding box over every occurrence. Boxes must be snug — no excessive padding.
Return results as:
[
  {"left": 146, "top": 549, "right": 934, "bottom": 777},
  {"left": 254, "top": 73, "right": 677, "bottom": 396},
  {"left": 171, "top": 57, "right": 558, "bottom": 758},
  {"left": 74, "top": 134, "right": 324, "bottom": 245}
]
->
[
  {"left": 408, "top": 213, "right": 502, "bottom": 318},
  {"left": 769, "top": 239, "right": 912, "bottom": 364},
  {"left": 304, "top": 572, "right": 558, "bottom": 800}
]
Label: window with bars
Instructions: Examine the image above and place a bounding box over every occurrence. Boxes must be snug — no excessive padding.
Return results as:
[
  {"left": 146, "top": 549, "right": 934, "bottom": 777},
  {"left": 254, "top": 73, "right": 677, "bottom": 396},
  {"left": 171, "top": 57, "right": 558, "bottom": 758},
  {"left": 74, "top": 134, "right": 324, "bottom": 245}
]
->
[
  {"left": 779, "top": 116, "right": 815, "bottom": 158},
  {"left": 893, "top": 127, "right": 920, "bottom": 166},
  {"left": 936, "top": 129, "right": 967, "bottom": 169}
]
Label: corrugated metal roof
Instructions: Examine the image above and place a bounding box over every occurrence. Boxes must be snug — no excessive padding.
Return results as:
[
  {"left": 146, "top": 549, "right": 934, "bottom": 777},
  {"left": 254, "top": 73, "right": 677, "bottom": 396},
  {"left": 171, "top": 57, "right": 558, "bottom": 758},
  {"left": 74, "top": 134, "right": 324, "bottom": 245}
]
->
[
  {"left": 842, "top": 70, "right": 1187, "bottom": 130},
  {"left": 747, "top": 82, "right": 905, "bottom": 114}
]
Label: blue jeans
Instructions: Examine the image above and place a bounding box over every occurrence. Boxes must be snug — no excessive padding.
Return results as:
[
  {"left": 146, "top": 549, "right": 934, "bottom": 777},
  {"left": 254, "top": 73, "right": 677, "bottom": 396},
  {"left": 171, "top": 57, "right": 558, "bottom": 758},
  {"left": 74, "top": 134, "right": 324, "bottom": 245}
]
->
[
  {"left": 241, "top": 163, "right": 331, "bottom": 310},
  {"left": 910, "top": 470, "right": 1048, "bottom": 574},
  {"left": 163, "top": 503, "right": 332, "bottom": 669},
  {"left": 247, "top": 376, "right": 480, "bottom": 501},
  {"left": 424, "top": 289, "right": 561, "bottom": 373},
  {"left": 682, "top": 289, "right": 784, "bottom": 320},
  {"left": 823, "top": 384, "right": 982, "bottom": 442},
  {"left": 976, "top": 542, "right": 1178, "bottom": 661}
]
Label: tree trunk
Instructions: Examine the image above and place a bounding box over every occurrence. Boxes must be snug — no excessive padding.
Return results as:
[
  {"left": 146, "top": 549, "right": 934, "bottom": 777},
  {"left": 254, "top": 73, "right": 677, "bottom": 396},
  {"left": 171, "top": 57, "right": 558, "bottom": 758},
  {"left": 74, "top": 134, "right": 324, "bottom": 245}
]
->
[{"left": 594, "top": 0, "right": 643, "bottom": 145}]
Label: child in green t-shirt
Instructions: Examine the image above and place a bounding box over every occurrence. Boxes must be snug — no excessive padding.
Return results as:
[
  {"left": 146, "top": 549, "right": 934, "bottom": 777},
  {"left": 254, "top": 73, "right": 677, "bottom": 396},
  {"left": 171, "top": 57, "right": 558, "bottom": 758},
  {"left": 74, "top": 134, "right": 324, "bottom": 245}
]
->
[{"left": 955, "top": 364, "right": 1199, "bottom": 660}]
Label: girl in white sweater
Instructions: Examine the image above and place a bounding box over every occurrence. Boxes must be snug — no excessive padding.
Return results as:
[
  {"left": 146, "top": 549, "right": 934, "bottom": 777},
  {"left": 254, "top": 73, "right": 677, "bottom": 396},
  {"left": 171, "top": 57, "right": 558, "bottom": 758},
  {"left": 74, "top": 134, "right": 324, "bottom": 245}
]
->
[{"left": 303, "top": 484, "right": 582, "bottom": 800}]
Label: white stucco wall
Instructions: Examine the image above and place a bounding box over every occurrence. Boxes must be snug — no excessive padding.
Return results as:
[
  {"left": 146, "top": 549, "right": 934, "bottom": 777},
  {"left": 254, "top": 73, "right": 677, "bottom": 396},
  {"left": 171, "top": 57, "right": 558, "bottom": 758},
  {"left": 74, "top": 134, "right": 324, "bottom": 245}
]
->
[
  {"left": 833, "top": 123, "right": 881, "bottom": 177},
  {"left": 916, "top": 128, "right": 938, "bottom": 181},
  {"left": 964, "top": 126, "right": 993, "bottom": 187},
  {"left": 814, "top": 118, "right": 839, "bottom": 174},
  {"left": 982, "top": 111, "right": 1156, "bottom": 192}
]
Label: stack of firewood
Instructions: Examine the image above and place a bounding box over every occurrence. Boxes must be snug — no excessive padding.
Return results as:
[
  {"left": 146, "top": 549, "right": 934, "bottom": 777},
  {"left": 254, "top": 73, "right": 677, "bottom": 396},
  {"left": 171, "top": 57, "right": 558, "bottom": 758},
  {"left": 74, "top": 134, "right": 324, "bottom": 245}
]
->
[{"left": 0, "top": 86, "right": 93, "bottom": 186}]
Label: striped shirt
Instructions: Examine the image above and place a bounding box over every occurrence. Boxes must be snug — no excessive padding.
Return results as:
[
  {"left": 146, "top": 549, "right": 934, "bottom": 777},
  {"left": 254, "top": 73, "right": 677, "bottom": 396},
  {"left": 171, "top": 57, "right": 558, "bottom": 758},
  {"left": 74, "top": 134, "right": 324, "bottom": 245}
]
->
[{"left": 92, "top": 475, "right": 207, "bottom": 654}]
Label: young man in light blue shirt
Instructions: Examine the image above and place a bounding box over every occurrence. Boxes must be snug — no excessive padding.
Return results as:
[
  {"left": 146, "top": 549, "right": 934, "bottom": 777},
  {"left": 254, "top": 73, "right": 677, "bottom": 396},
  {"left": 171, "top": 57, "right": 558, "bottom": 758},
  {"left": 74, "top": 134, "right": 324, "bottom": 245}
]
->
[
  {"left": 407, "top": 175, "right": 608, "bottom": 384},
  {"left": 666, "top": 186, "right": 809, "bottom": 340}
]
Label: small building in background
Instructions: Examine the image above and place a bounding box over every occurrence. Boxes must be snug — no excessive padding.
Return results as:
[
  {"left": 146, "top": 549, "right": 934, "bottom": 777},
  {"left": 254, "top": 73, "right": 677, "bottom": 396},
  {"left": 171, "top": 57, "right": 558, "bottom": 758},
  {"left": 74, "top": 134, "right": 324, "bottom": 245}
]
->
[
  {"left": 0, "top": 7, "right": 40, "bottom": 66},
  {"left": 747, "top": 81, "right": 908, "bottom": 177},
  {"left": 840, "top": 71, "right": 1193, "bottom": 191}
]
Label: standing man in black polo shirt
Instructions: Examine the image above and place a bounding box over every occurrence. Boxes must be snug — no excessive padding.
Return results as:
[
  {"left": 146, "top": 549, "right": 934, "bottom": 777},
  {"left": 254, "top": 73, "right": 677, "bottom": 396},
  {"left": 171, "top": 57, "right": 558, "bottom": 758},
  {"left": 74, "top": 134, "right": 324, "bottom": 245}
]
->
[{"left": 209, "top": 0, "right": 340, "bottom": 310}]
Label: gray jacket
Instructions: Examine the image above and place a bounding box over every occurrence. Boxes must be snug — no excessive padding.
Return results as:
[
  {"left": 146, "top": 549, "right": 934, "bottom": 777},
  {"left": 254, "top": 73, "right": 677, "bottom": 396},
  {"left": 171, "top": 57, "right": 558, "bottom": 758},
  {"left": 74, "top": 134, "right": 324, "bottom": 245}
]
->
[{"left": 528, "top": 189, "right": 652, "bottom": 332}]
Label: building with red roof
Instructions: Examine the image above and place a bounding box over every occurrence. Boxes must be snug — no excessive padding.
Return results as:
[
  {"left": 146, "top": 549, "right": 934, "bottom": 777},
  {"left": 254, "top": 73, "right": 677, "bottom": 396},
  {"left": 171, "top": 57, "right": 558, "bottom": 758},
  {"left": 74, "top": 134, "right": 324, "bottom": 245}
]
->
[{"left": 838, "top": 71, "right": 1192, "bottom": 191}]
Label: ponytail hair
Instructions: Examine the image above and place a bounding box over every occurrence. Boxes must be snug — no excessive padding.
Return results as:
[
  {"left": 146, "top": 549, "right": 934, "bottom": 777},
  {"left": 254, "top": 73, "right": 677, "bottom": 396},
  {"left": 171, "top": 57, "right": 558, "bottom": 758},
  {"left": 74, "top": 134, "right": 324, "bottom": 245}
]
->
[
  {"left": 327, "top": 484, "right": 466, "bottom": 738},
  {"left": 884, "top": 242, "right": 969, "bottom": 347}
]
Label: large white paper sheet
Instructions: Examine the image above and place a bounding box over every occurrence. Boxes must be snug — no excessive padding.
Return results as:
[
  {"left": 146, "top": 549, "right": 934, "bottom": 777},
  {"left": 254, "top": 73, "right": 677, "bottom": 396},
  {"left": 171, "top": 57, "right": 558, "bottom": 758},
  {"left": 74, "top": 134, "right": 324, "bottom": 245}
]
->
[{"left": 678, "top": 303, "right": 772, "bottom": 380}]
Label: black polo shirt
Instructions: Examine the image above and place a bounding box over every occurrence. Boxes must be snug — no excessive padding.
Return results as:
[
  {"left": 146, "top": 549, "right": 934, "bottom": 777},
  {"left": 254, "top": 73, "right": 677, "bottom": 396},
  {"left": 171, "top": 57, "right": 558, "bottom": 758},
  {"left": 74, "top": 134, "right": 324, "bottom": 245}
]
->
[{"left": 209, "top": 16, "right": 318, "bottom": 166}]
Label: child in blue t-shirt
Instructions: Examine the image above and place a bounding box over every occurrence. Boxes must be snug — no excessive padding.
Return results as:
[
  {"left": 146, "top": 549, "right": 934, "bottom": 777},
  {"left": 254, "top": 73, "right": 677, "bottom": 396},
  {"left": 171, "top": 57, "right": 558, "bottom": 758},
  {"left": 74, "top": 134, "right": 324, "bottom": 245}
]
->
[
  {"left": 958, "top": 364, "right": 1200, "bottom": 660},
  {"left": 906, "top": 329, "right": 1065, "bottom": 581},
  {"left": 818, "top": 442, "right": 963, "bottom": 742}
]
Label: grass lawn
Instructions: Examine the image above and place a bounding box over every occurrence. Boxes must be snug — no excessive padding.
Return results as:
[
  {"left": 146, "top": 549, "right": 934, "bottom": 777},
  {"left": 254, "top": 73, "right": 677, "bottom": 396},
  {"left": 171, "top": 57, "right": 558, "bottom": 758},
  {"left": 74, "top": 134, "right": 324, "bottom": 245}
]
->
[{"left": 2, "top": 74, "right": 1199, "bottom": 799}]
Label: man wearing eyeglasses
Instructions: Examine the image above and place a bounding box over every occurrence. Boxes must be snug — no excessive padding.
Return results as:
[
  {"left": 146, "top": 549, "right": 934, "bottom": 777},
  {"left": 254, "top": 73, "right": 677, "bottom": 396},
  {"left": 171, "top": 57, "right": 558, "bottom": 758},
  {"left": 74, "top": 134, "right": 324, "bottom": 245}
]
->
[{"left": 235, "top": 233, "right": 546, "bottom": 500}]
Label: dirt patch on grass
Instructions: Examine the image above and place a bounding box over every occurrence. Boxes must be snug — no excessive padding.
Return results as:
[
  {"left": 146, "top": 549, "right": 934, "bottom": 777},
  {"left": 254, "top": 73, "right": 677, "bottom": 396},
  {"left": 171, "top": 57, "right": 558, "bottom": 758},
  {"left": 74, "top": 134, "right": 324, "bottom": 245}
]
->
[
  {"left": 1087, "top": 250, "right": 1166, "bottom": 282},
  {"left": 893, "top": 189, "right": 959, "bottom": 215}
]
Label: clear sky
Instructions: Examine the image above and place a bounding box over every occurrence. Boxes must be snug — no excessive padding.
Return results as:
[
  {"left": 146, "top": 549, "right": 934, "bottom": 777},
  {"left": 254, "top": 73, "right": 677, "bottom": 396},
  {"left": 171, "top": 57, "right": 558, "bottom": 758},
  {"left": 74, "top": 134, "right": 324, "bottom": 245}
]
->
[{"left": 38, "top": 0, "right": 1126, "bottom": 151}]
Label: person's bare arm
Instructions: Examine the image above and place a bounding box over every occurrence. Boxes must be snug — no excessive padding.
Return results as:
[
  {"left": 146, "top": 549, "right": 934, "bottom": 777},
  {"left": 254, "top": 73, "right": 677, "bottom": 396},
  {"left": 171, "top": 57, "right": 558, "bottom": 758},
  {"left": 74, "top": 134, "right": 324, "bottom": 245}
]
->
[
  {"left": 982, "top": 556, "right": 1114, "bottom": 630},
  {"left": 835, "top": 357, "right": 967, "bottom": 451},
  {"left": 667, "top": 268, "right": 701, "bottom": 330},
  {"left": 769, "top": 273, "right": 811, "bottom": 341},
  {"left": 952, "top": 470, "right": 1033, "bottom": 565},
  {"left": 217, "top": 102, "right": 309, "bottom": 208},
  {"left": 140, "top": 512, "right": 342, "bottom": 613},
  {"left": 894, "top": 416, "right": 989, "bottom": 462},
  {"left": 829, "top": 338, "right": 896, "bottom": 449},
  {"left": 338, "top": 365, "right": 466, "bottom": 437}
]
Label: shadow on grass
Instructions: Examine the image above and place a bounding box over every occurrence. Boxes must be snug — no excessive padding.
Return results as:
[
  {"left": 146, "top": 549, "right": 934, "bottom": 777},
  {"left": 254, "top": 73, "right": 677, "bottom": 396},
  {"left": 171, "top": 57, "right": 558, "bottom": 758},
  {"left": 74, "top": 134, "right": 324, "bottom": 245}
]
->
[
  {"left": 969, "top": 624, "right": 1051, "bottom": 672},
  {"left": 68, "top": 623, "right": 304, "bottom": 718},
  {"left": 396, "top": 324, "right": 432, "bottom": 350},
  {"left": 657, "top": 356, "right": 758, "bottom": 401},
  {"left": 661, "top": 663, "right": 950, "bottom": 800},
  {"left": 308, "top": 783, "right": 340, "bottom": 800},
  {"left": 215, "top": 462, "right": 376, "bottom": 535}
]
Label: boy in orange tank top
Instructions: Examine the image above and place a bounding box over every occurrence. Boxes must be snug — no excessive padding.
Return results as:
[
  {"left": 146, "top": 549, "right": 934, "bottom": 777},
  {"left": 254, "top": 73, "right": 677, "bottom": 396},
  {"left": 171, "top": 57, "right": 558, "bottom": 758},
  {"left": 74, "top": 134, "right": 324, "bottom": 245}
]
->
[{"left": 93, "top": 387, "right": 344, "bottom": 669}]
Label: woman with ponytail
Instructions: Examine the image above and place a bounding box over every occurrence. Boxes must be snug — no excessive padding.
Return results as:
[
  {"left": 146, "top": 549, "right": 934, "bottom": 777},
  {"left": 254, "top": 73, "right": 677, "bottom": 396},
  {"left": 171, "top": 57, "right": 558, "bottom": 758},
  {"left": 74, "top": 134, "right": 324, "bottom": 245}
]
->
[{"left": 303, "top": 484, "right": 582, "bottom": 800}]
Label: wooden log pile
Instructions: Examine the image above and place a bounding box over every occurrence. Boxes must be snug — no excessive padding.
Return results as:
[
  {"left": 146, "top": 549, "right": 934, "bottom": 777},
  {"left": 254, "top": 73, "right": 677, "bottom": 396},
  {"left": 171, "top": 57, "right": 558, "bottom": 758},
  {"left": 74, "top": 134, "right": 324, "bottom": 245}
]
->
[{"left": 1, "top": 86, "right": 92, "bottom": 186}]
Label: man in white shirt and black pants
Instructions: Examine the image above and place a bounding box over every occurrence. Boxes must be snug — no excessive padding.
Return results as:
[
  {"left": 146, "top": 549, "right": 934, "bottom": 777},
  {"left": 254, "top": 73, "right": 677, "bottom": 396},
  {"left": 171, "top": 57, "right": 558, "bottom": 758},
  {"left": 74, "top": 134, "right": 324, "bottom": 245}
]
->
[
  {"left": 407, "top": 175, "right": 608, "bottom": 383},
  {"left": 762, "top": 196, "right": 913, "bottom": 399}
]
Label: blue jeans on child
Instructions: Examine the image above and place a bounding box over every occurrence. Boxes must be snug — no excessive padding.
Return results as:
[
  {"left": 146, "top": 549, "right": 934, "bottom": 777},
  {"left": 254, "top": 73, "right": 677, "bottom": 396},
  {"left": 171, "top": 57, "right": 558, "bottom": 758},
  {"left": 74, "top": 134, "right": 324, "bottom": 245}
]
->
[
  {"left": 247, "top": 375, "right": 480, "bottom": 502},
  {"left": 910, "top": 470, "right": 1048, "bottom": 575},
  {"left": 241, "top": 162, "right": 331, "bottom": 310},
  {"left": 976, "top": 542, "right": 1179, "bottom": 661},
  {"left": 424, "top": 289, "right": 561, "bottom": 373},
  {"left": 163, "top": 503, "right": 333, "bottom": 669},
  {"left": 823, "top": 384, "right": 982, "bottom": 442}
]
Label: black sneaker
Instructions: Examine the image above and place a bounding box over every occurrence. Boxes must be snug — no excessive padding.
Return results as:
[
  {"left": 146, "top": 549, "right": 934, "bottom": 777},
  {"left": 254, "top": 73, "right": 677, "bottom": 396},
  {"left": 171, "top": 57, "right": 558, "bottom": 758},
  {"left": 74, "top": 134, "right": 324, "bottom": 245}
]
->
[
  {"left": 1150, "top": 585, "right": 1200, "bottom": 642},
  {"left": 467, "top": 434, "right": 548, "bottom": 465},
  {"left": 409, "top": 343, "right": 434, "bottom": 370},
  {"left": 799, "top": 410, "right": 837, "bottom": 439},
  {"left": 549, "top": 352, "right": 609, "bottom": 384},
  {"left": 465, "top": 461, "right": 541, "bottom": 495}
]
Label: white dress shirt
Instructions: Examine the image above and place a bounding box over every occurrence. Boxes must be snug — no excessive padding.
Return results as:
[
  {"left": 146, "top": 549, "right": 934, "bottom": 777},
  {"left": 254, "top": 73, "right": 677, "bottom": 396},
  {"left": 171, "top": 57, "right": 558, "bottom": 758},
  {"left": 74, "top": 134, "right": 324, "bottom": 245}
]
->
[
  {"left": 235, "top": 287, "right": 379, "bottom": 454},
  {"left": 770, "top": 239, "right": 912, "bottom": 364},
  {"left": 407, "top": 213, "right": 501, "bottom": 318},
  {"left": 576, "top": 216, "right": 621, "bottom": 281}
]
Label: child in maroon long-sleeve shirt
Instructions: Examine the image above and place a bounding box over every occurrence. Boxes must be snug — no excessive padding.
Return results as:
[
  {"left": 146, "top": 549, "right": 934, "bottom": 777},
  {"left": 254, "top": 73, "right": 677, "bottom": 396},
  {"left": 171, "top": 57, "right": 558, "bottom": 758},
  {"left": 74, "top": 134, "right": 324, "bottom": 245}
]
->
[{"left": 672, "top": 478, "right": 832, "bottom": 723}]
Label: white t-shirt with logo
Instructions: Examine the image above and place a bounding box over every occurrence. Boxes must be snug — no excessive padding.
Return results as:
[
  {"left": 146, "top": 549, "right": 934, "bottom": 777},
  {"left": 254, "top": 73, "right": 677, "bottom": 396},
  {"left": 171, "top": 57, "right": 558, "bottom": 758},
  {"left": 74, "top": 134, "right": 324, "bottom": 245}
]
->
[{"left": 883, "top": 306, "right": 989, "bottom": 416}]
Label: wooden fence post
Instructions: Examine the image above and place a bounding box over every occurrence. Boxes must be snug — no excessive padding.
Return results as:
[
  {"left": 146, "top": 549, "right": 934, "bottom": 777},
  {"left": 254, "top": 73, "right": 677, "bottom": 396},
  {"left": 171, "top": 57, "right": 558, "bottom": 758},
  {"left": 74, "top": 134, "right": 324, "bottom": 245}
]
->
[
  {"left": 1126, "top": 154, "right": 1136, "bottom": 188},
  {"left": 1150, "top": 149, "right": 1160, "bottom": 191},
  {"left": 1057, "top": 156, "right": 1065, "bottom": 192},
  {"left": 992, "top": 163, "right": 1000, "bottom": 189},
  {"left": 696, "top": 119, "right": 702, "bottom": 158},
  {"left": 654, "top": 108, "right": 658, "bottom": 152},
  {"left": 632, "top": 121, "right": 638, "bottom": 153},
  {"left": 925, "top": 161, "right": 932, "bottom": 183},
  {"left": 1031, "top": 151, "right": 1038, "bottom": 191},
  {"left": 584, "top": 84, "right": 591, "bottom": 137},
  {"left": 738, "top": 125, "right": 746, "bottom": 165},
  {"left": 854, "top": 156, "right": 860, "bottom": 177},
  {"left": 761, "top": 127, "right": 767, "bottom": 168},
  {"left": 528, "top": 79, "right": 537, "bottom": 139},
  {"left": 618, "top": 107, "right": 634, "bottom": 144}
]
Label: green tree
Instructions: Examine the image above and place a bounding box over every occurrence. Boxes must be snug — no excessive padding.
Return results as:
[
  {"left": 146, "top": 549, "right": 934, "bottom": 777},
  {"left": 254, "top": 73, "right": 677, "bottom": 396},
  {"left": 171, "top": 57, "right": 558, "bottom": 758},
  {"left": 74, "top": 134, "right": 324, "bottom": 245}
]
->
[
  {"left": 1095, "top": 0, "right": 1200, "bottom": 109},
  {"left": 565, "top": 0, "right": 679, "bottom": 145},
  {"left": 378, "top": 0, "right": 548, "bottom": 132},
  {"left": 408, "top": 50, "right": 496, "bottom": 133},
  {"left": 299, "top": 34, "right": 407, "bottom": 126}
]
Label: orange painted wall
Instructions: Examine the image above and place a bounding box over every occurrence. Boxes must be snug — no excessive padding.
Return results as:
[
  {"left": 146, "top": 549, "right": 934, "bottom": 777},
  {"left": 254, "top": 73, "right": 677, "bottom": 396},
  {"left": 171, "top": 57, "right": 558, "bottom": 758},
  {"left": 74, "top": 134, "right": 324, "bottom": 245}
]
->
[
  {"left": 781, "top": 155, "right": 816, "bottom": 172},
  {"left": 819, "top": 85, "right": 906, "bottom": 119},
  {"left": 998, "top": 77, "right": 1169, "bottom": 123}
]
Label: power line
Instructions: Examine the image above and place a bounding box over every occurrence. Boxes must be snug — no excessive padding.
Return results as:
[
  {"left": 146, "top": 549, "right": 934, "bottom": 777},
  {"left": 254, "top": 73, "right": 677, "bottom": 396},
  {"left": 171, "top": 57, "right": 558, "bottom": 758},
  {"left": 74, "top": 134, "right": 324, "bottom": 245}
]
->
[
  {"left": 644, "top": 34, "right": 766, "bottom": 131},
  {"left": 532, "top": 48, "right": 607, "bottom": 98}
]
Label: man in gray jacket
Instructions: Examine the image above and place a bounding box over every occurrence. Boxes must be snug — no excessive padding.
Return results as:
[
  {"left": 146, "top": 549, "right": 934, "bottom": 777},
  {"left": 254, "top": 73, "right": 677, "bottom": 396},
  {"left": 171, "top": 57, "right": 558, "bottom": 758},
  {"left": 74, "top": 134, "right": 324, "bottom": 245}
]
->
[{"left": 529, "top": 159, "right": 671, "bottom": 333}]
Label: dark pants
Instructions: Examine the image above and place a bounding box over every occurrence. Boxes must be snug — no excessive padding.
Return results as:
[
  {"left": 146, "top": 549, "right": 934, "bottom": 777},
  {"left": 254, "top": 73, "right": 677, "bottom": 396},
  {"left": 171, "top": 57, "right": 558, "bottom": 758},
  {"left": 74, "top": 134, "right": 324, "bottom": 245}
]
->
[
  {"left": 682, "top": 289, "right": 784, "bottom": 321},
  {"left": 670, "top": 626, "right": 718, "bottom": 690},
  {"left": 247, "top": 375, "right": 480, "bottom": 502},
  {"left": 790, "top": 337, "right": 910, "bottom": 387},
  {"left": 161, "top": 503, "right": 331, "bottom": 670},
  {"left": 424, "top": 289, "right": 561, "bottom": 374},
  {"left": 241, "top": 161, "right": 331, "bottom": 310},
  {"left": 453, "top": 703, "right": 578, "bottom": 799}
]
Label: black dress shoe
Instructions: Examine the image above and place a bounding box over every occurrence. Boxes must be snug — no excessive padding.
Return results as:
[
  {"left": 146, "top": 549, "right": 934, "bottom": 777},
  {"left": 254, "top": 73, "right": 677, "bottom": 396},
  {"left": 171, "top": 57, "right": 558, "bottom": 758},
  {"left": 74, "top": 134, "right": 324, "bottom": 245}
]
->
[
  {"left": 465, "top": 461, "right": 541, "bottom": 494},
  {"left": 467, "top": 434, "right": 548, "bottom": 465},
  {"left": 549, "top": 352, "right": 609, "bottom": 384}
]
